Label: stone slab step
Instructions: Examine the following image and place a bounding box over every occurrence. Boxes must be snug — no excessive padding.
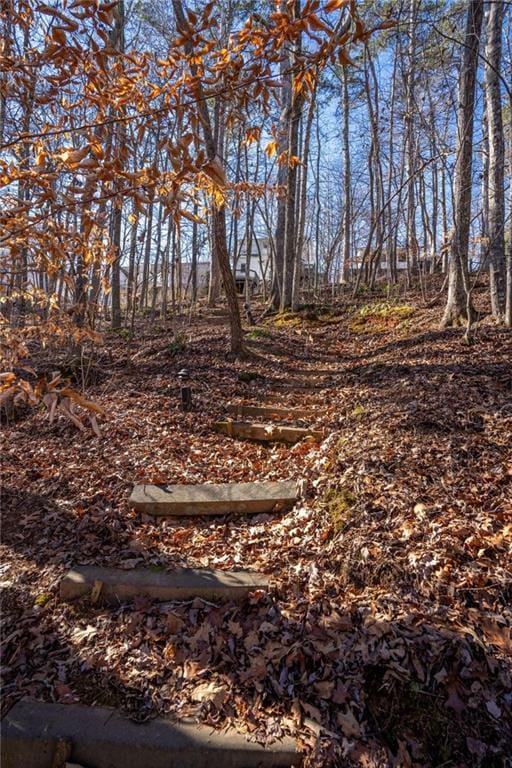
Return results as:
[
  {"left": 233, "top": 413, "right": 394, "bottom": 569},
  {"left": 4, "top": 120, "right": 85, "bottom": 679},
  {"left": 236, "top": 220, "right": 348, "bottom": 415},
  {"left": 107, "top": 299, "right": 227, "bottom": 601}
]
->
[
  {"left": 1, "top": 700, "right": 300, "bottom": 768},
  {"left": 60, "top": 565, "right": 269, "bottom": 604},
  {"left": 285, "top": 368, "right": 340, "bottom": 377},
  {"left": 270, "top": 380, "right": 336, "bottom": 392},
  {"left": 226, "top": 403, "right": 312, "bottom": 421},
  {"left": 215, "top": 421, "right": 323, "bottom": 444},
  {"left": 130, "top": 480, "right": 298, "bottom": 516}
]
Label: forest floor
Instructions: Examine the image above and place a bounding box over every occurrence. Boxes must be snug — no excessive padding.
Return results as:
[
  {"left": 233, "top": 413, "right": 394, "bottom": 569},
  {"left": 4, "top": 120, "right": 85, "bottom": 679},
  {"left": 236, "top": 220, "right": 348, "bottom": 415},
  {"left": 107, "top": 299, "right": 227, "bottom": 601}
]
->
[{"left": 1, "top": 284, "right": 512, "bottom": 767}]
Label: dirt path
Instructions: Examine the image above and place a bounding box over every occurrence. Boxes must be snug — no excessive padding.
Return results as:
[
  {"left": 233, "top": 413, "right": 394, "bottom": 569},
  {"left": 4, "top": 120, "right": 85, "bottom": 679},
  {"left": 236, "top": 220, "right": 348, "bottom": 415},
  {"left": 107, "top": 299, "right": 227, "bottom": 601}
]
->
[{"left": 1, "top": 299, "right": 511, "bottom": 766}]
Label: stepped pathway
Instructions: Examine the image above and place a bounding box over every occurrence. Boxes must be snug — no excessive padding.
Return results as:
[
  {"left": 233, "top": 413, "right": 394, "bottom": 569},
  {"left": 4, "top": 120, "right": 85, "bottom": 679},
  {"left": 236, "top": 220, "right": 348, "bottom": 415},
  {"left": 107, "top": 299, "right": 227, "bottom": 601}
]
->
[
  {"left": 216, "top": 368, "right": 335, "bottom": 445},
  {"left": 226, "top": 403, "right": 312, "bottom": 420},
  {"left": 60, "top": 565, "right": 269, "bottom": 604},
  {"left": 4, "top": 349, "right": 343, "bottom": 767},
  {"left": 214, "top": 420, "right": 323, "bottom": 444},
  {"left": 7, "top": 480, "right": 303, "bottom": 765},
  {"left": 129, "top": 480, "right": 298, "bottom": 516},
  {"left": 2, "top": 700, "right": 299, "bottom": 768}
]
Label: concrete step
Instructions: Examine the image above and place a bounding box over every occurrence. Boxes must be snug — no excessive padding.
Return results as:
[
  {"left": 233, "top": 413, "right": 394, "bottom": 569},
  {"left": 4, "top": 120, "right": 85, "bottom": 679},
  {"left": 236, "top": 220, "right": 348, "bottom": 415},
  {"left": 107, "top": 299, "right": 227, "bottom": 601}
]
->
[
  {"left": 60, "top": 565, "right": 269, "bottom": 604},
  {"left": 215, "top": 421, "right": 323, "bottom": 444},
  {"left": 226, "top": 403, "right": 312, "bottom": 421},
  {"left": 1, "top": 700, "right": 300, "bottom": 768},
  {"left": 130, "top": 480, "right": 299, "bottom": 516}
]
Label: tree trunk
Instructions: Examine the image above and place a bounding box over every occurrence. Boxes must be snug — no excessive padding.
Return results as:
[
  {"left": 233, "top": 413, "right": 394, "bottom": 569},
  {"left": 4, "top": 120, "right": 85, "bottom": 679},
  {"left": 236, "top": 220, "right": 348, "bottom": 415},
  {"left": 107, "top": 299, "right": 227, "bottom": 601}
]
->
[
  {"left": 140, "top": 195, "right": 154, "bottom": 311},
  {"left": 441, "top": 0, "right": 483, "bottom": 328},
  {"left": 405, "top": 0, "right": 419, "bottom": 278},
  {"left": 110, "top": 199, "right": 123, "bottom": 329},
  {"left": 272, "top": 4, "right": 293, "bottom": 310},
  {"left": 171, "top": 0, "right": 244, "bottom": 354},
  {"left": 342, "top": 67, "right": 351, "bottom": 284},
  {"left": 484, "top": 0, "right": 506, "bottom": 319},
  {"left": 505, "top": 106, "right": 512, "bottom": 327},
  {"left": 293, "top": 79, "right": 317, "bottom": 310},
  {"left": 281, "top": 0, "right": 302, "bottom": 311},
  {"left": 109, "top": 0, "right": 125, "bottom": 330}
]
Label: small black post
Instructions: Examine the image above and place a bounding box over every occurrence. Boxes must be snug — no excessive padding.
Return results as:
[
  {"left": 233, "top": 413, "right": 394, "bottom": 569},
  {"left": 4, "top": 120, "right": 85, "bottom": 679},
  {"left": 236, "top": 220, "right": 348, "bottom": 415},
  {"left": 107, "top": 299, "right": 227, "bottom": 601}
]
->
[{"left": 178, "top": 368, "right": 192, "bottom": 411}]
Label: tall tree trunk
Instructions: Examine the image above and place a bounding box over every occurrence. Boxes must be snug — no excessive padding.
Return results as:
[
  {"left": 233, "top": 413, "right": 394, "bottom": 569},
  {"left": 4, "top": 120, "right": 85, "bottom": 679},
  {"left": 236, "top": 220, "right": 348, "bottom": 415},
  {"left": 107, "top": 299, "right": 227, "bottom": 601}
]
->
[
  {"left": 293, "top": 79, "right": 317, "bottom": 310},
  {"left": 150, "top": 203, "right": 164, "bottom": 319},
  {"left": 281, "top": 0, "right": 302, "bottom": 311},
  {"left": 140, "top": 194, "right": 155, "bottom": 312},
  {"left": 272, "top": 2, "right": 293, "bottom": 309},
  {"left": 160, "top": 216, "right": 173, "bottom": 317},
  {"left": 125, "top": 203, "right": 138, "bottom": 322},
  {"left": 440, "top": 159, "right": 449, "bottom": 273},
  {"left": 404, "top": 0, "right": 419, "bottom": 278},
  {"left": 484, "top": 0, "right": 506, "bottom": 319},
  {"left": 505, "top": 104, "right": 512, "bottom": 327},
  {"left": 109, "top": 0, "right": 125, "bottom": 330},
  {"left": 441, "top": 0, "right": 483, "bottom": 327},
  {"left": 171, "top": 0, "right": 244, "bottom": 354},
  {"left": 342, "top": 67, "right": 352, "bottom": 284},
  {"left": 191, "top": 202, "right": 199, "bottom": 305}
]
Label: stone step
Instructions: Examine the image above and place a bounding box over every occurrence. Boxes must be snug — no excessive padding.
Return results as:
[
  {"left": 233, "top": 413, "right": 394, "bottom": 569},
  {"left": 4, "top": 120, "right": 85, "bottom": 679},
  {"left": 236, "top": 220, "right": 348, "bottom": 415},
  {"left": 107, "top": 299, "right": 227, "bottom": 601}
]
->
[
  {"left": 215, "top": 421, "right": 323, "bottom": 444},
  {"left": 130, "top": 480, "right": 299, "bottom": 516},
  {"left": 264, "top": 393, "right": 318, "bottom": 404},
  {"left": 270, "top": 380, "right": 336, "bottom": 392},
  {"left": 1, "top": 700, "right": 300, "bottom": 768},
  {"left": 226, "top": 403, "right": 312, "bottom": 421},
  {"left": 60, "top": 565, "right": 269, "bottom": 604},
  {"left": 284, "top": 368, "right": 340, "bottom": 377}
]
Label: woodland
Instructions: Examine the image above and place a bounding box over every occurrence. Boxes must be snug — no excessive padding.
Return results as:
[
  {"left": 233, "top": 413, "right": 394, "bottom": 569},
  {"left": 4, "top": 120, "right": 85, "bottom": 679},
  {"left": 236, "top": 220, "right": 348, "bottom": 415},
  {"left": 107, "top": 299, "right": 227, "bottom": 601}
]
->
[{"left": 0, "top": 0, "right": 511, "bottom": 767}]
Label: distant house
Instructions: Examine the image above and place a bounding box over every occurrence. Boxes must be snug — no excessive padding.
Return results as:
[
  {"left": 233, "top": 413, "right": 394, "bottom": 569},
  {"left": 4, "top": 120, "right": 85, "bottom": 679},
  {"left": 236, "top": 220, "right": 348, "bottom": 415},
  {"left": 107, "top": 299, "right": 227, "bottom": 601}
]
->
[
  {"left": 379, "top": 248, "right": 434, "bottom": 273},
  {"left": 237, "top": 237, "right": 272, "bottom": 281},
  {"left": 179, "top": 261, "right": 210, "bottom": 291},
  {"left": 234, "top": 236, "right": 272, "bottom": 294},
  {"left": 117, "top": 237, "right": 275, "bottom": 300},
  {"left": 349, "top": 248, "right": 435, "bottom": 276}
]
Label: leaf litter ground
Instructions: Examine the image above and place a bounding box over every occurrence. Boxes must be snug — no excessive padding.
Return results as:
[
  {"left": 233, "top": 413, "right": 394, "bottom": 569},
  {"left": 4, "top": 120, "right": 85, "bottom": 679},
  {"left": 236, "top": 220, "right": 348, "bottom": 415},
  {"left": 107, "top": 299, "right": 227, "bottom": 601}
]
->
[{"left": 1, "top": 292, "right": 511, "bottom": 767}]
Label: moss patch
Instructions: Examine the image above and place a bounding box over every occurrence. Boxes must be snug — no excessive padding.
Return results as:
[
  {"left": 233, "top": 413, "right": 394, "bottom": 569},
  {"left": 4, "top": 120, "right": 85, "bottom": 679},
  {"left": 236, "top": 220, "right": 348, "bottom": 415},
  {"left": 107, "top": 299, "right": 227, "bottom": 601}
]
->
[
  {"left": 248, "top": 328, "right": 271, "bottom": 339},
  {"left": 273, "top": 312, "right": 303, "bottom": 328},
  {"left": 351, "top": 404, "right": 367, "bottom": 419},
  {"left": 271, "top": 305, "right": 343, "bottom": 328},
  {"left": 34, "top": 592, "right": 52, "bottom": 607},
  {"left": 349, "top": 302, "right": 414, "bottom": 334},
  {"left": 324, "top": 487, "right": 356, "bottom": 532}
]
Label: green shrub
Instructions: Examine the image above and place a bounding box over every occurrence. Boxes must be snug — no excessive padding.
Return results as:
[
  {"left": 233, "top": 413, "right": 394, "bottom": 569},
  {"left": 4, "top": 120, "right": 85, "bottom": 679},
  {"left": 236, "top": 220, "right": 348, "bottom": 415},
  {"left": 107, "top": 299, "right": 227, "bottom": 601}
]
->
[
  {"left": 248, "top": 328, "right": 271, "bottom": 339},
  {"left": 167, "top": 333, "right": 187, "bottom": 356}
]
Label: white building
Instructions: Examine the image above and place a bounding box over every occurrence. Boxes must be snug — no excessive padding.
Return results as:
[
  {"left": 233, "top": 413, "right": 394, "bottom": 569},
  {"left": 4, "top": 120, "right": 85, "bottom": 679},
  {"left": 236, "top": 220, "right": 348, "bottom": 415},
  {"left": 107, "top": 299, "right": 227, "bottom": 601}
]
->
[{"left": 237, "top": 237, "right": 272, "bottom": 282}]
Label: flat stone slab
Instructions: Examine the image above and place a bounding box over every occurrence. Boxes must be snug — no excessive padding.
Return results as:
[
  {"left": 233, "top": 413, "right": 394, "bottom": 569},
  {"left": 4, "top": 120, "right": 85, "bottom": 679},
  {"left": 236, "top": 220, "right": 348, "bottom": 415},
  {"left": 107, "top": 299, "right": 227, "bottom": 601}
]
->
[
  {"left": 227, "top": 403, "right": 312, "bottom": 421},
  {"left": 285, "top": 368, "right": 340, "bottom": 377},
  {"left": 1, "top": 700, "right": 300, "bottom": 768},
  {"left": 215, "top": 421, "right": 323, "bottom": 444},
  {"left": 270, "top": 380, "right": 336, "bottom": 392},
  {"left": 60, "top": 565, "right": 269, "bottom": 604},
  {"left": 130, "top": 480, "right": 298, "bottom": 516}
]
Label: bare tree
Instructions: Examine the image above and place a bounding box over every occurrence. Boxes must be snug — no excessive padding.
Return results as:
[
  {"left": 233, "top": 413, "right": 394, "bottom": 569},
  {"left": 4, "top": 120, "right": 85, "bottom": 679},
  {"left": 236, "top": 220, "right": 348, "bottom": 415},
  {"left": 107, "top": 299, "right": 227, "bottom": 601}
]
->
[
  {"left": 171, "top": 0, "right": 244, "bottom": 355},
  {"left": 484, "top": 0, "right": 506, "bottom": 320},
  {"left": 441, "top": 0, "right": 483, "bottom": 328}
]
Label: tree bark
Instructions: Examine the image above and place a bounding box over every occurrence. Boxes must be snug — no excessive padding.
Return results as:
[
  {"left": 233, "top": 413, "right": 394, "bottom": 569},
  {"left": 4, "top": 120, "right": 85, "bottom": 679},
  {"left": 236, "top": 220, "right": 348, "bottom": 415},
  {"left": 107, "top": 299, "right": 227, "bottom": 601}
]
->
[
  {"left": 342, "top": 67, "right": 351, "bottom": 284},
  {"left": 109, "top": 0, "right": 125, "bottom": 330},
  {"left": 441, "top": 0, "right": 483, "bottom": 328},
  {"left": 484, "top": 0, "right": 506, "bottom": 319},
  {"left": 404, "top": 0, "right": 419, "bottom": 279},
  {"left": 281, "top": 0, "right": 302, "bottom": 311},
  {"left": 171, "top": 0, "right": 244, "bottom": 354}
]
